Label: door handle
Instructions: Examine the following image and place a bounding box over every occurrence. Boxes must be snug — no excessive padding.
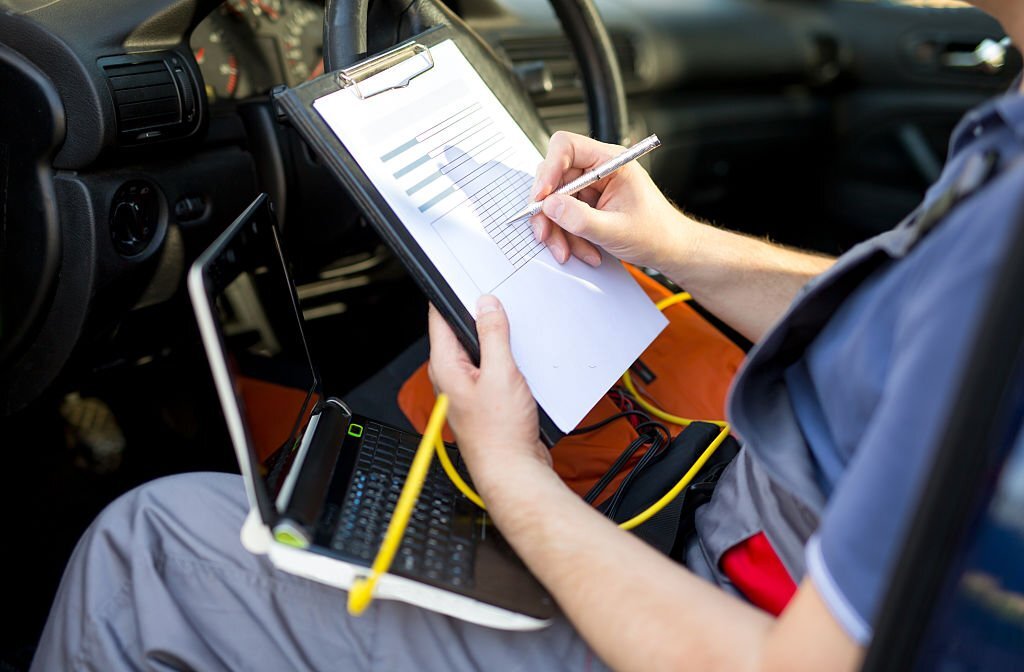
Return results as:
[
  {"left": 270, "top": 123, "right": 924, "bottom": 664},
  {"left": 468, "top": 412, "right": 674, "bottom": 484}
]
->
[{"left": 941, "top": 36, "right": 1012, "bottom": 73}]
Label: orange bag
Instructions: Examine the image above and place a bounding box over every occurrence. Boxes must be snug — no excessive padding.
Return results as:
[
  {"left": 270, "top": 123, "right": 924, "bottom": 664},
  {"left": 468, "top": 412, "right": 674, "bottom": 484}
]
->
[{"left": 398, "top": 265, "right": 745, "bottom": 502}]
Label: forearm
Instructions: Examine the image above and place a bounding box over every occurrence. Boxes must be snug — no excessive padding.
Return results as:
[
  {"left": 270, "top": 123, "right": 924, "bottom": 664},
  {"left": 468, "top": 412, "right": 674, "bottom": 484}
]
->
[
  {"left": 433, "top": 295, "right": 862, "bottom": 672},
  {"left": 477, "top": 460, "right": 774, "bottom": 672},
  {"left": 656, "top": 213, "right": 835, "bottom": 343}
]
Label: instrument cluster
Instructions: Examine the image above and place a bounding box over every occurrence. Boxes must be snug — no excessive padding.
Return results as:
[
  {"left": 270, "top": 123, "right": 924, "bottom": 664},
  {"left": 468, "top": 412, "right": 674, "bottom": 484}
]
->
[{"left": 190, "top": 0, "right": 324, "bottom": 101}]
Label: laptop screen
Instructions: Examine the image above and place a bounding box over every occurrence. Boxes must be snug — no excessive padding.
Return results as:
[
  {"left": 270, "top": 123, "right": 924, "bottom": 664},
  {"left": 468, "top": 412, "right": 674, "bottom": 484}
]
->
[{"left": 194, "top": 196, "right": 323, "bottom": 512}]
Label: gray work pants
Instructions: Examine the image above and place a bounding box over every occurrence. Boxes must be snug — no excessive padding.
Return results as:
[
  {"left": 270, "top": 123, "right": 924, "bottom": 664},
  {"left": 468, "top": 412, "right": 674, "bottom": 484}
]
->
[{"left": 31, "top": 472, "right": 607, "bottom": 671}]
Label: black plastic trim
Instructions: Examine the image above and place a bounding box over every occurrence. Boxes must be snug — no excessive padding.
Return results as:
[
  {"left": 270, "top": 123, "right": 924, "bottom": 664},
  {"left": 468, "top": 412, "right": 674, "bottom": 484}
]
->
[
  {"left": 547, "top": 0, "right": 628, "bottom": 144},
  {"left": 282, "top": 402, "right": 349, "bottom": 533}
]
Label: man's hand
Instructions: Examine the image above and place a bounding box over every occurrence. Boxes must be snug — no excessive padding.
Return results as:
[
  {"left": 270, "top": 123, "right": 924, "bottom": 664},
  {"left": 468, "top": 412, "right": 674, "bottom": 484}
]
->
[
  {"left": 424, "top": 302, "right": 861, "bottom": 672},
  {"left": 530, "top": 130, "right": 693, "bottom": 270},
  {"left": 427, "top": 296, "right": 551, "bottom": 498}
]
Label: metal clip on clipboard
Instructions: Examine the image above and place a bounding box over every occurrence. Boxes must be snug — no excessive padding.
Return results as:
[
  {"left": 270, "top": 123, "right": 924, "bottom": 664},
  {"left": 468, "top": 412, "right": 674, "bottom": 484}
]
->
[{"left": 336, "top": 42, "right": 434, "bottom": 100}]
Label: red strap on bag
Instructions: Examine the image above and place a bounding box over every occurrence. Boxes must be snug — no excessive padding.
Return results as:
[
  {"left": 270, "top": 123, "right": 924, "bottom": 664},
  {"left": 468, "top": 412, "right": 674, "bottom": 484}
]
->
[{"left": 719, "top": 532, "right": 797, "bottom": 616}]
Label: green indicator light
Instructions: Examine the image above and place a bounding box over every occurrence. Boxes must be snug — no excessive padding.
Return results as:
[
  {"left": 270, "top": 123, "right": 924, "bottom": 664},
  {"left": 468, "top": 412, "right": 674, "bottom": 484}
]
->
[
  {"left": 347, "top": 423, "right": 364, "bottom": 438},
  {"left": 274, "top": 530, "right": 307, "bottom": 548}
]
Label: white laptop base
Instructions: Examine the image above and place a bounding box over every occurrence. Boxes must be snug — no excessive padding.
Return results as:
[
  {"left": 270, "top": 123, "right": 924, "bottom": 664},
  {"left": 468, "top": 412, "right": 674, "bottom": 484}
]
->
[
  {"left": 241, "top": 510, "right": 548, "bottom": 630},
  {"left": 190, "top": 194, "right": 553, "bottom": 631}
]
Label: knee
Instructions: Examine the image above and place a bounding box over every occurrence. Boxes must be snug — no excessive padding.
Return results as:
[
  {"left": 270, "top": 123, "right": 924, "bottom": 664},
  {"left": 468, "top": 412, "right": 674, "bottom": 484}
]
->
[
  {"left": 34, "top": 474, "right": 254, "bottom": 670},
  {"left": 101, "top": 471, "right": 245, "bottom": 527},
  {"left": 85, "top": 472, "right": 251, "bottom": 568}
]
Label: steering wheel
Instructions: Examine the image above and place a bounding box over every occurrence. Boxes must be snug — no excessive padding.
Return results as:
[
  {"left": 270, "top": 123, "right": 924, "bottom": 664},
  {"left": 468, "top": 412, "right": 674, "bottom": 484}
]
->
[{"left": 322, "top": 0, "right": 629, "bottom": 145}]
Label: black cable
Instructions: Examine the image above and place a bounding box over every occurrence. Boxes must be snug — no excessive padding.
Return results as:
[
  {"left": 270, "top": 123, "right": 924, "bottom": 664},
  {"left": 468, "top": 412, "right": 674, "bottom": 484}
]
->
[
  {"left": 571, "top": 401, "right": 672, "bottom": 507},
  {"left": 570, "top": 410, "right": 651, "bottom": 435},
  {"left": 583, "top": 419, "right": 670, "bottom": 505},
  {"left": 604, "top": 432, "right": 666, "bottom": 519},
  {"left": 583, "top": 434, "right": 651, "bottom": 504},
  {"left": 631, "top": 420, "right": 671, "bottom": 445},
  {"left": 603, "top": 418, "right": 679, "bottom": 519},
  {"left": 608, "top": 445, "right": 659, "bottom": 511}
]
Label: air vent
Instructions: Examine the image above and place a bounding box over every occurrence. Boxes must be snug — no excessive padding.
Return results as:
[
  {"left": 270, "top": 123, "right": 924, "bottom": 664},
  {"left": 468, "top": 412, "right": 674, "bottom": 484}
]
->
[
  {"left": 99, "top": 53, "right": 201, "bottom": 144},
  {"left": 500, "top": 32, "right": 641, "bottom": 105}
]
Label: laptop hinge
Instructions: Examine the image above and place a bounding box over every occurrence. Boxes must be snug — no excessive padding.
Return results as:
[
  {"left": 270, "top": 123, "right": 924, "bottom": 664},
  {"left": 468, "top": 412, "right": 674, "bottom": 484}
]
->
[
  {"left": 274, "top": 400, "right": 349, "bottom": 546},
  {"left": 274, "top": 411, "right": 322, "bottom": 514}
]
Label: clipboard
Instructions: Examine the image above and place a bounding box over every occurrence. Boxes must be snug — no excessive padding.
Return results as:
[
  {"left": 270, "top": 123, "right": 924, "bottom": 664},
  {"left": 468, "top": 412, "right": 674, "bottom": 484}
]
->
[{"left": 273, "top": 27, "right": 566, "bottom": 447}]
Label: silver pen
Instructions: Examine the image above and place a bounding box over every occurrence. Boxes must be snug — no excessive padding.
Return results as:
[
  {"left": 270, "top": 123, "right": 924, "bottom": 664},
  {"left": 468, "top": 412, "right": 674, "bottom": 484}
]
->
[{"left": 504, "top": 133, "right": 662, "bottom": 224}]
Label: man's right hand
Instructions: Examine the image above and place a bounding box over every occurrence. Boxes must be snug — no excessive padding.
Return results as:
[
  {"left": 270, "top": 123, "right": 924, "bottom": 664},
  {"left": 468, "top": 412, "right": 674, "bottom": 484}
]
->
[
  {"left": 530, "top": 130, "right": 693, "bottom": 271},
  {"left": 531, "top": 131, "right": 835, "bottom": 344}
]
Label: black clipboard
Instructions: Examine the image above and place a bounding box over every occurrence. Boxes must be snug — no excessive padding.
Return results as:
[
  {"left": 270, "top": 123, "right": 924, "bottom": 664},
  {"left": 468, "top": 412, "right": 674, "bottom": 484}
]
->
[{"left": 273, "top": 27, "right": 566, "bottom": 446}]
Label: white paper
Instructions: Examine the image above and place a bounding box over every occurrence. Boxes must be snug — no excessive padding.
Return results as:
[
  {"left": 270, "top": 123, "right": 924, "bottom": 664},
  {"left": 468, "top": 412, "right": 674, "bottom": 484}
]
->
[{"left": 314, "top": 40, "right": 667, "bottom": 432}]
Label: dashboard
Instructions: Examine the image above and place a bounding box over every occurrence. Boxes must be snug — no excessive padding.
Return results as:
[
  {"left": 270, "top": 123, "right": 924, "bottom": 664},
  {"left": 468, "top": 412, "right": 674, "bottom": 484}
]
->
[
  {"left": 190, "top": 0, "right": 324, "bottom": 101},
  {"left": 0, "top": 0, "right": 1013, "bottom": 419}
]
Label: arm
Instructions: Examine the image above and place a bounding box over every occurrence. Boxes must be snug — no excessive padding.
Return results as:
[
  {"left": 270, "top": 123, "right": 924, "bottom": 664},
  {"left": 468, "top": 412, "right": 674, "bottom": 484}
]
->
[
  {"left": 488, "top": 461, "right": 859, "bottom": 672},
  {"left": 666, "top": 224, "right": 835, "bottom": 344},
  {"left": 530, "top": 131, "right": 834, "bottom": 343},
  {"left": 428, "top": 299, "right": 861, "bottom": 672}
]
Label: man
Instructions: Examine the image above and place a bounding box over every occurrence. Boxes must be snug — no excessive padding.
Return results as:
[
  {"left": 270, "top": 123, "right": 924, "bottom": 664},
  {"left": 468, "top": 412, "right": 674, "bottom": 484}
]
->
[{"left": 32, "top": 2, "right": 1024, "bottom": 670}]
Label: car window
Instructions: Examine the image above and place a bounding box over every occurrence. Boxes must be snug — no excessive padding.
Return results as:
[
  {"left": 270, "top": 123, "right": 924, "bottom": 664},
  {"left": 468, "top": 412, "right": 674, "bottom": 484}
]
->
[
  {"left": 844, "top": 0, "right": 971, "bottom": 7},
  {"left": 912, "top": 419, "right": 1024, "bottom": 669}
]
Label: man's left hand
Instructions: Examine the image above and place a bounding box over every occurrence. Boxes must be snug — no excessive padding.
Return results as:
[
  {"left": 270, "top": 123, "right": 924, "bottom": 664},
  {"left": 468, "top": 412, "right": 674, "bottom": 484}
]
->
[{"left": 427, "top": 296, "right": 552, "bottom": 498}]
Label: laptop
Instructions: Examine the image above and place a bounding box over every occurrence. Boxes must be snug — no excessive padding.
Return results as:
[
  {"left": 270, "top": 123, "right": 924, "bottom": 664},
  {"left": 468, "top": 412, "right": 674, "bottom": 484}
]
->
[{"left": 188, "top": 194, "right": 556, "bottom": 630}]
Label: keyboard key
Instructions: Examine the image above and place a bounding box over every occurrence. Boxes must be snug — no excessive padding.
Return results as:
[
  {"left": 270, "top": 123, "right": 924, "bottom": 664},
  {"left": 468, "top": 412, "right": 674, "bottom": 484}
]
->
[
  {"left": 451, "top": 502, "right": 475, "bottom": 544},
  {"left": 326, "top": 425, "right": 482, "bottom": 590}
]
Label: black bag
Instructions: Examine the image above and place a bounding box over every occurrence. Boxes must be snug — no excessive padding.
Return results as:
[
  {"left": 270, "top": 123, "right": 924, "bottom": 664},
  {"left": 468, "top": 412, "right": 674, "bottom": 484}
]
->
[{"left": 600, "top": 422, "right": 740, "bottom": 557}]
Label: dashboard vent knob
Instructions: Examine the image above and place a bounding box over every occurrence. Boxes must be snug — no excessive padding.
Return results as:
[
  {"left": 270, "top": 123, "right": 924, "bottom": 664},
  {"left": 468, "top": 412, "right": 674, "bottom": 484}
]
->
[{"left": 99, "top": 53, "right": 202, "bottom": 145}]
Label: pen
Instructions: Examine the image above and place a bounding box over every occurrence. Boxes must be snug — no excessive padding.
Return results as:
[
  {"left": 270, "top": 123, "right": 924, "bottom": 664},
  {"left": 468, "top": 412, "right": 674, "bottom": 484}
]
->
[{"left": 505, "top": 133, "right": 662, "bottom": 224}]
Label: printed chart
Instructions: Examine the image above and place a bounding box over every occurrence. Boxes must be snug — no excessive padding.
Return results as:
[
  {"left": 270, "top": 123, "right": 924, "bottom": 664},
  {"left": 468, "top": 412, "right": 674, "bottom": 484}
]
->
[{"left": 379, "top": 101, "right": 545, "bottom": 278}]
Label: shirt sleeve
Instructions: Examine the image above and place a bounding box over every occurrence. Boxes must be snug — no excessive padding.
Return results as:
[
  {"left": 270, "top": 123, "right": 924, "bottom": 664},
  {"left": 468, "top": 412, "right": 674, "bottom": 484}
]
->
[{"left": 806, "top": 200, "right": 1010, "bottom": 644}]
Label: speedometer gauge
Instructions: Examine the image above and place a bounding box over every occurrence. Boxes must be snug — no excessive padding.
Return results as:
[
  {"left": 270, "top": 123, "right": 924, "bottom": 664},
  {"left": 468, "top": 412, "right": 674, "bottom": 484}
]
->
[
  {"left": 191, "top": 0, "right": 325, "bottom": 101},
  {"left": 278, "top": 2, "right": 323, "bottom": 84},
  {"left": 191, "top": 19, "right": 249, "bottom": 100},
  {"left": 226, "top": 0, "right": 284, "bottom": 24}
]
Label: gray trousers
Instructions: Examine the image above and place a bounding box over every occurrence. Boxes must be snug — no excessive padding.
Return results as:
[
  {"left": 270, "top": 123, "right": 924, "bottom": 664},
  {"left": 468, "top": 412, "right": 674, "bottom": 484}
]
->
[{"left": 31, "top": 472, "right": 607, "bottom": 671}]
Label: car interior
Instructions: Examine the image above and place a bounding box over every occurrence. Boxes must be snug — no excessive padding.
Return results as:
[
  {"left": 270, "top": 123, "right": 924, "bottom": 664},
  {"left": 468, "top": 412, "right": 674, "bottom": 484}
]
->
[{"left": 0, "top": 0, "right": 1020, "bottom": 667}]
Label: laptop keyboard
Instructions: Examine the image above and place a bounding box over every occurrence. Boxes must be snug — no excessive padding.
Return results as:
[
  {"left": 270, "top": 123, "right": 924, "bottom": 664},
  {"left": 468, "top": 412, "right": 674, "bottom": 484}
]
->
[{"left": 329, "top": 422, "right": 477, "bottom": 589}]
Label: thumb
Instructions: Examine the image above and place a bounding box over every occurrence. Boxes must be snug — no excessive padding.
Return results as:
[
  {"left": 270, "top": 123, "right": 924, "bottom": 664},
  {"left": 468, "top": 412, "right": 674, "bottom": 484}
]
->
[
  {"left": 475, "top": 295, "right": 514, "bottom": 372},
  {"left": 542, "top": 194, "right": 617, "bottom": 245}
]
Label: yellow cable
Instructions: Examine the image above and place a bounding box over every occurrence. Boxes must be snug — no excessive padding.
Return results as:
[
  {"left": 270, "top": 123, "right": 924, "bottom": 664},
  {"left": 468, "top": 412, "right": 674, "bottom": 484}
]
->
[
  {"left": 348, "top": 393, "right": 450, "bottom": 616},
  {"left": 620, "top": 370, "right": 728, "bottom": 429},
  {"left": 352, "top": 292, "right": 729, "bottom": 613},
  {"left": 655, "top": 291, "right": 692, "bottom": 311},
  {"left": 432, "top": 291, "right": 730, "bottom": 531},
  {"left": 432, "top": 386, "right": 728, "bottom": 531},
  {"left": 615, "top": 424, "right": 728, "bottom": 530},
  {"left": 433, "top": 430, "right": 485, "bottom": 509},
  {"left": 613, "top": 291, "right": 730, "bottom": 528}
]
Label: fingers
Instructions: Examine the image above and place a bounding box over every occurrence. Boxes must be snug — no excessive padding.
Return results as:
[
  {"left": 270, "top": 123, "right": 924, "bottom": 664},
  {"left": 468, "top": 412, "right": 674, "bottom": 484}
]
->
[
  {"left": 532, "top": 131, "right": 622, "bottom": 200},
  {"left": 428, "top": 304, "right": 462, "bottom": 357},
  {"left": 475, "top": 295, "right": 514, "bottom": 373},
  {"left": 428, "top": 297, "right": 517, "bottom": 390},
  {"left": 567, "top": 233, "right": 602, "bottom": 267},
  {"left": 577, "top": 186, "right": 602, "bottom": 208},
  {"left": 531, "top": 165, "right": 583, "bottom": 211},
  {"left": 541, "top": 193, "right": 617, "bottom": 244},
  {"left": 531, "top": 211, "right": 601, "bottom": 266},
  {"left": 544, "top": 225, "right": 570, "bottom": 263},
  {"left": 427, "top": 304, "right": 473, "bottom": 392},
  {"left": 529, "top": 166, "right": 582, "bottom": 250},
  {"left": 530, "top": 212, "right": 552, "bottom": 243}
]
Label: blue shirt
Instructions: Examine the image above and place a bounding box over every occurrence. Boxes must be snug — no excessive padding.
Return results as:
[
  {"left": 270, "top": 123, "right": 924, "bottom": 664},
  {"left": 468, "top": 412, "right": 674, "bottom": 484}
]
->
[{"left": 731, "top": 89, "right": 1024, "bottom": 643}]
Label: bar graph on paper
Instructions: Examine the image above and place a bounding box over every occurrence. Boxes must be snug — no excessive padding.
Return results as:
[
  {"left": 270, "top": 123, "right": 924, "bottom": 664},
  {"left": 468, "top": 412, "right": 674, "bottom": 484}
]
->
[
  {"left": 313, "top": 39, "right": 670, "bottom": 433},
  {"left": 378, "top": 102, "right": 545, "bottom": 275}
]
